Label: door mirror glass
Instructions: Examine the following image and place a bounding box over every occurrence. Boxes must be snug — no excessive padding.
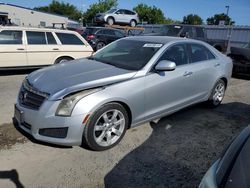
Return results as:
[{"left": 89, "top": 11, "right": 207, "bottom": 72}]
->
[{"left": 155, "top": 60, "right": 176, "bottom": 71}]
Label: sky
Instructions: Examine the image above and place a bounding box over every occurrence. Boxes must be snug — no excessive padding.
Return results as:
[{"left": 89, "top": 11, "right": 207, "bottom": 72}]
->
[{"left": 1, "top": 0, "right": 250, "bottom": 25}]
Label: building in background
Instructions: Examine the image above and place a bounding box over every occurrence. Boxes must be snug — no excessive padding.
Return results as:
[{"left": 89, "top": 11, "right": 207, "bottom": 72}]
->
[{"left": 0, "top": 3, "right": 78, "bottom": 28}]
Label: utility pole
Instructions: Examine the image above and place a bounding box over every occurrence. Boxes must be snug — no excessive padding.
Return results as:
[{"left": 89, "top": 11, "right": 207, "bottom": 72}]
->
[{"left": 225, "top": 6, "right": 230, "bottom": 17}]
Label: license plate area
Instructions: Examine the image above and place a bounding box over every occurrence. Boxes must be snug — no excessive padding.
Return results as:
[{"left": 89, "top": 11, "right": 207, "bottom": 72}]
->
[{"left": 14, "top": 105, "right": 24, "bottom": 123}]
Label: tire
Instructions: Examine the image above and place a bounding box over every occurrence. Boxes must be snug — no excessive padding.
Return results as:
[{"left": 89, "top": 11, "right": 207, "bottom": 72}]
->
[
  {"left": 96, "top": 41, "right": 106, "bottom": 51},
  {"left": 83, "top": 103, "right": 129, "bottom": 151},
  {"left": 54, "top": 57, "right": 73, "bottom": 64},
  {"left": 107, "top": 17, "right": 114, "bottom": 25},
  {"left": 130, "top": 20, "right": 136, "bottom": 27},
  {"left": 207, "top": 79, "right": 226, "bottom": 108}
]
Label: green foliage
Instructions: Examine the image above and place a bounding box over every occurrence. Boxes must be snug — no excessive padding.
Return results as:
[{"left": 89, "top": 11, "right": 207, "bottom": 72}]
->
[
  {"left": 34, "top": 0, "right": 81, "bottom": 21},
  {"left": 206, "top": 13, "right": 234, "bottom": 25},
  {"left": 133, "top": 4, "right": 166, "bottom": 24},
  {"left": 83, "top": 0, "right": 118, "bottom": 23},
  {"left": 182, "top": 14, "right": 203, "bottom": 25}
]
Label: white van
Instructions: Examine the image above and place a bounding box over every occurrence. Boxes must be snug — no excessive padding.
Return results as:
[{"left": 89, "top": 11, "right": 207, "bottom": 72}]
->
[{"left": 0, "top": 26, "right": 93, "bottom": 69}]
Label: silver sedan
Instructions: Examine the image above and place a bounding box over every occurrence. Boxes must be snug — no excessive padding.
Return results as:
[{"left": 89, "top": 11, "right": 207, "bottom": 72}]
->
[{"left": 14, "top": 36, "right": 233, "bottom": 151}]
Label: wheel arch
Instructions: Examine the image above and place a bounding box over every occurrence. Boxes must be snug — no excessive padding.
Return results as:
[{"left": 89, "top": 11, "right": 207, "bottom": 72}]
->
[{"left": 54, "top": 55, "right": 74, "bottom": 64}]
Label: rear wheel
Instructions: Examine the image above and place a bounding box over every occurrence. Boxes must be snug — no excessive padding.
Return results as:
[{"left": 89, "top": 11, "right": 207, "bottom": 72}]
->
[
  {"left": 54, "top": 57, "right": 73, "bottom": 64},
  {"left": 130, "top": 20, "right": 136, "bottom": 27},
  {"left": 96, "top": 41, "right": 106, "bottom": 51},
  {"left": 83, "top": 103, "right": 129, "bottom": 151},
  {"left": 207, "top": 79, "right": 226, "bottom": 107}
]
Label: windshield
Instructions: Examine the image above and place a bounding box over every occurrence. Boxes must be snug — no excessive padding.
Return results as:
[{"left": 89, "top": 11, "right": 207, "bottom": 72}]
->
[
  {"left": 106, "top": 9, "right": 117, "bottom": 14},
  {"left": 165, "top": 25, "right": 183, "bottom": 36},
  {"left": 91, "top": 39, "right": 163, "bottom": 70}
]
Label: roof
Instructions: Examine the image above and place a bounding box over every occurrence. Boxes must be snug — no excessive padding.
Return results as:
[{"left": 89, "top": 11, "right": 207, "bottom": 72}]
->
[
  {"left": 125, "top": 36, "right": 187, "bottom": 44},
  {"left": 0, "top": 26, "right": 79, "bottom": 33}
]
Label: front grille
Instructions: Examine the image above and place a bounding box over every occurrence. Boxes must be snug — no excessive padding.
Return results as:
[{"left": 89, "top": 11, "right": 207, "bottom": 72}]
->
[
  {"left": 39, "top": 127, "right": 68, "bottom": 138},
  {"left": 19, "top": 80, "right": 48, "bottom": 110}
]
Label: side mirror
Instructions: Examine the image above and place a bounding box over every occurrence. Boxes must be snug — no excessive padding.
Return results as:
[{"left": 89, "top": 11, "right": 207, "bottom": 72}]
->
[
  {"left": 180, "top": 32, "right": 189, "bottom": 38},
  {"left": 155, "top": 60, "right": 176, "bottom": 71}
]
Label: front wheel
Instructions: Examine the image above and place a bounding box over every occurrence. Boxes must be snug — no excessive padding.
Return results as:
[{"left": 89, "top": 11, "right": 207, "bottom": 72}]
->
[
  {"left": 83, "top": 103, "right": 129, "bottom": 151},
  {"left": 207, "top": 79, "right": 226, "bottom": 107}
]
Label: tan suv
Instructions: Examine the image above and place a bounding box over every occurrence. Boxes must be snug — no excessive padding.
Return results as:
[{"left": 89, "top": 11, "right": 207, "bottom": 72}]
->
[{"left": 0, "top": 26, "right": 93, "bottom": 69}]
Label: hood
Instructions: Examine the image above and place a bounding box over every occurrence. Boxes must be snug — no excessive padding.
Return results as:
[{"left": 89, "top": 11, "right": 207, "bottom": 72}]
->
[{"left": 27, "top": 59, "right": 136, "bottom": 100}]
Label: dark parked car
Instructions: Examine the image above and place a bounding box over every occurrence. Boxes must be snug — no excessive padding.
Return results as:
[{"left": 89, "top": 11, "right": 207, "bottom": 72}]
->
[
  {"left": 228, "top": 43, "right": 250, "bottom": 76},
  {"left": 199, "top": 125, "right": 250, "bottom": 188},
  {"left": 82, "top": 27, "right": 125, "bottom": 51},
  {"left": 140, "top": 24, "right": 228, "bottom": 52}
]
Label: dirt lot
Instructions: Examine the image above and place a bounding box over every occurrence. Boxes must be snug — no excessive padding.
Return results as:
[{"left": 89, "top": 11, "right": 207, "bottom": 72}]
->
[{"left": 0, "top": 72, "right": 249, "bottom": 188}]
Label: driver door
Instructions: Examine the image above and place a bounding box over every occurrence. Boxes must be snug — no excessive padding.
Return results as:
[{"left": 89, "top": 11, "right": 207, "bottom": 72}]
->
[{"left": 144, "top": 43, "right": 196, "bottom": 119}]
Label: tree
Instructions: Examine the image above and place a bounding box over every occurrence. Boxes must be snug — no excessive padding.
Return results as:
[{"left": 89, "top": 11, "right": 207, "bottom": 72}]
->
[
  {"left": 182, "top": 14, "right": 203, "bottom": 25},
  {"left": 206, "top": 13, "right": 234, "bottom": 25},
  {"left": 83, "top": 0, "right": 118, "bottom": 23},
  {"left": 133, "top": 4, "right": 166, "bottom": 24},
  {"left": 34, "top": 0, "right": 82, "bottom": 21}
]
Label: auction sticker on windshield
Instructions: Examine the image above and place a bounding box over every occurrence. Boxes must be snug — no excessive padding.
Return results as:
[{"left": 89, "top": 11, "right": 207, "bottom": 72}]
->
[{"left": 143, "top": 43, "right": 163, "bottom": 48}]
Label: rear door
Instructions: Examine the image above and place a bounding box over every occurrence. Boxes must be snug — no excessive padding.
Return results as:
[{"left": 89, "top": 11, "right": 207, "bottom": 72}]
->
[
  {"left": 26, "top": 31, "right": 59, "bottom": 66},
  {"left": 186, "top": 42, "right": 218, "bottom": 97},
  {"left": 0, "top": 29, "right": 27, "bottom": 67}
]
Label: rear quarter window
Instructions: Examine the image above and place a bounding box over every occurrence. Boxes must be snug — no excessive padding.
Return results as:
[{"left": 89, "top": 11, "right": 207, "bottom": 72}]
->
[
  {"left": 56, "top": 33, "right": 84, "bottom": 45},
  {"left": 189, "top": 43, "right": 216, "bottom": 63}
]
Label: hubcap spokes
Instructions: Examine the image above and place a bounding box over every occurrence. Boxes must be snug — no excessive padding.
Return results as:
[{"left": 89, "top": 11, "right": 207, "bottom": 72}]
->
[
  {"left": 213, "top": 83, "right": 225, "bottom": 105},
  {"left": 94, "top": 110, "right": 125, "bottom": 147}
]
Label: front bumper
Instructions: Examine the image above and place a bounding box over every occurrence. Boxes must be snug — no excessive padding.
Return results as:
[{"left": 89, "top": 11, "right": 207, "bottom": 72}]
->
[{"left": 14, "top": 100, "right": 88, "bottom": 146}]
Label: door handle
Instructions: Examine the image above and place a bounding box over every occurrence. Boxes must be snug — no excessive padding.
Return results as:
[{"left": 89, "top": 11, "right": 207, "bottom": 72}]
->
[
  {"left": 215, "top": 63, "right": 220, "bottom": 67},
  {"left": 52, "top": 48, "right": 59, "bottom": 50},
  {"left": 183, "top": 71, "right": 193, "bottom": 77},
  {"left": 17, "top": 48, "right": 25, "bottom": 50}
]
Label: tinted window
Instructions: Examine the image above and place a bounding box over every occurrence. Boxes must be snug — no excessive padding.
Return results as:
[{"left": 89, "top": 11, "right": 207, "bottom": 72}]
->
[
  {"left": 180, "top": 27, "right": 193, "bottom": 38},
  {"left": 96, "top": 30, "right": 104, "bottom": 35},
  {"left": 0, "top": 30, "right": 22, "bottom": 44},
  {"left": 116, "top": 9, "right": 125, "bottom": 14},
  {"left": 189, "top": 43, "right": 216, "bottom": 63},
  {"left": 114, "top": 30, "right": 124, "bottom": 38},
  {"left": 91, "top": 40, "right": 162, "bottom": 70},
  {"left": 125, "top": 10, "right": 135, "bottom": 15},
  {"left": 46, "top": 32, "right": 57, "bottom": 44},
  {"left": 56, "top": 33, "right": 84, "bottom": 45},
  {"left": 27, "top": 31, "right": 46, "bottom": 44},
  {"left": 196, "top": 28, "right": 204, "bottom": 38},
  {"left": 103, "top": 30, "right": 115, "bottom": 36},
  {"left": 159, "top": 44, "right": 188, "bottom": 66}
]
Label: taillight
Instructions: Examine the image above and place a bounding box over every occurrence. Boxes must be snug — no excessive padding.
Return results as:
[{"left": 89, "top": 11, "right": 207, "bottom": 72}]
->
[{"left": 87, "top": 35, "right": 95, "bottom": 40}]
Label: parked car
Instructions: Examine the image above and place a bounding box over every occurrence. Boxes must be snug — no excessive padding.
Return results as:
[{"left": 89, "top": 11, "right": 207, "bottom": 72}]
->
[
  {"left": 199, "top": 125, "right": 250, "bottom": 188},
  {"left": 141, "top": 24, "right": 228, "bottom": 52},
  {"left": 14, "top": 36, "right": 232, "bottom": 151},
  {"left": 228, "top": 43, "right": 250, "bottom": 76},
  {"left": 94, "top": 8, "right": 139, "bottom": 27},
  {"left": 82, "top": 27, "right": 125, "bottom": 51},
  {"left": 0, "top": 26, "right": 93, "bottom": 70}
]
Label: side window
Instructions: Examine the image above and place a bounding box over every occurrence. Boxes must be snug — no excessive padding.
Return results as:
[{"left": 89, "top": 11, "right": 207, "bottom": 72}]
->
[
  {"left": 114, "top": 30, "right": 124, "bottom": 38},
  {"left": 180, "top": 27, "right": 193, "bottom": 38},
  {"left": 103, "top": 30, "right": 115, "bottom": 36},
  {"left": 27, "top": 31, "right": 46, "bottom": 44},
  {"left": 159, "top": 44, "right": 188, "bottom": 66},
  {"left": 46, "top": 32, "right": 57, "bottom": 44},
  {"left": 196, "top": 28, "right": 204, "bottom": 38},
  {"left": 189, "top": 43, "right": 216, "bottom": 63},
  {"left": 0, "top": 30, "right": 22, "bottom": 44},
  {"left": 96, "top": 30, "right": 104, "bottom": 35},
  {"left": 116, "top": 9, "right": 125, "bottom": 14},
  {"left": 124, "top": 10, "right": 134, "bottom": 15},
  {"left": 56, "top": 33, "right": 84, "bottom": 45}
]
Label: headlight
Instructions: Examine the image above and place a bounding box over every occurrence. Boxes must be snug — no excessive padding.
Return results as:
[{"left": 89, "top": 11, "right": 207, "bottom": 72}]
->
[{"left": 56, "top": 88, "right": 102, "bottom": 117}]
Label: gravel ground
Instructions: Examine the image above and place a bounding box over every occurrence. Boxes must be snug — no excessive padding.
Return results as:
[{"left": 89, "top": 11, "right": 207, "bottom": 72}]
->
[{"left": 0, "top": 72, "right": 249, "bottom": 188}]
